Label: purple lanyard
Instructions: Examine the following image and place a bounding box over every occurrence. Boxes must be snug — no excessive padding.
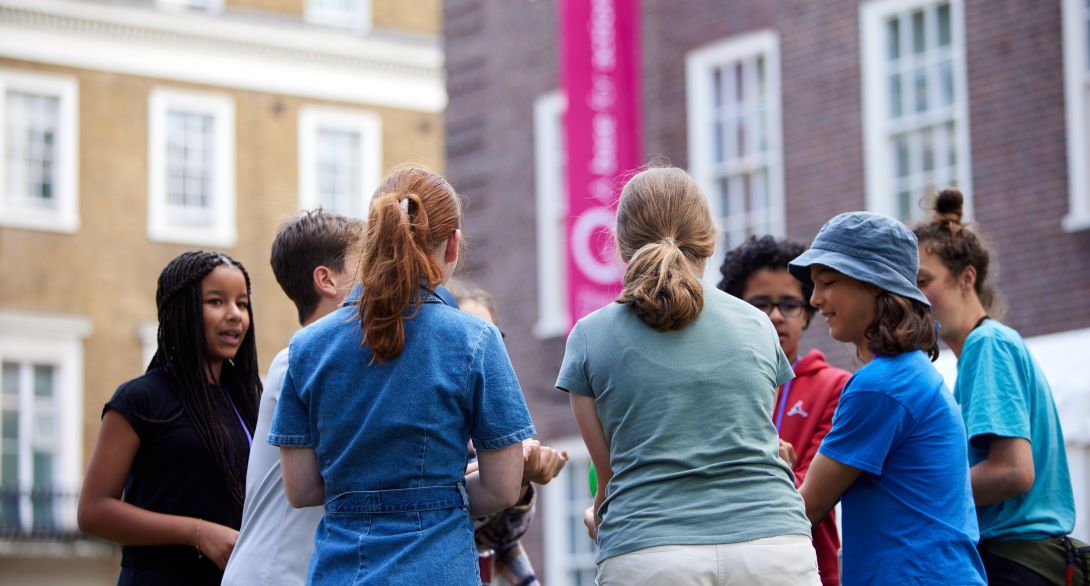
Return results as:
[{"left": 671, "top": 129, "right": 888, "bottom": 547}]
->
[
  {"left": 223, "top": 388, "right": 253, "bottom": 447},
  {"left": 774, "top": 360, "right": 800, "bottom": 432}
]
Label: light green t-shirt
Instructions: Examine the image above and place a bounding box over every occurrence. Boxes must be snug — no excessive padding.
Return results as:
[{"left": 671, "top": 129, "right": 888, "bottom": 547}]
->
[{"left": 556, "top": 286, "right": 811, "bottom": 562}]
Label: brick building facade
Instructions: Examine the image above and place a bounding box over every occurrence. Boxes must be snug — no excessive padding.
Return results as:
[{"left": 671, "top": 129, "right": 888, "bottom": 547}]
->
[
  {"left": 0, "top": 1, "right": 443, "bottom": 583},
  {"left": 444, "top": 1, "right": 1090, "bottom": 583}
]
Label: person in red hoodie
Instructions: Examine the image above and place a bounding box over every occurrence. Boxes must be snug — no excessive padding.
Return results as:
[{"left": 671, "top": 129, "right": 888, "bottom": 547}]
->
[{"left": 719, "top": 235, "right": 851, "bottom": 586}]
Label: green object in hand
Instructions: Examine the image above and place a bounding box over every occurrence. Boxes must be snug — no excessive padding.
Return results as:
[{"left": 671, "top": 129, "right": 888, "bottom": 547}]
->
[{"left": 589, "top": 462, "right": 597, "bottom": 497}]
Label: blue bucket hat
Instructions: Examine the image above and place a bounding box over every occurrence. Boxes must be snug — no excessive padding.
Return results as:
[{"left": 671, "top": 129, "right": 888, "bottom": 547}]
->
[{"left": 788, "top": 211, "right": 930, "bottom": 307}]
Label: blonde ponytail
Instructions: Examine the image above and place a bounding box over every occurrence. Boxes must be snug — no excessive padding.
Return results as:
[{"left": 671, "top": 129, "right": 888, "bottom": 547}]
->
[{"left": 615, "top": 167, "right": 716, "bottom": 331}]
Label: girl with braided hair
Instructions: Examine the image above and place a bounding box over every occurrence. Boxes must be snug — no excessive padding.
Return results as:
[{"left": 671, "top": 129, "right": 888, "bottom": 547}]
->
[
  {"left": 79, "top": 251, "right": 261, "bottom": 585},
  {"left": 269, "top": 165, "right": 534, "bottom": 584}
]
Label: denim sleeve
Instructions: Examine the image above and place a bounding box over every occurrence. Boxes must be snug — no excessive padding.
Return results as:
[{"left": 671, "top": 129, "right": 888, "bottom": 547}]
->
[
  {"left": 958, "top": 335, "right": 1031, "bottom": 443},
  {"left": 467, "top": 324, "right": 536, "bottom": 452},
  {"left": 267, "top": 362, "right": 314, "bottom": 447},
  {"left": 819, "top": 390, "right": 912, "bottom": 475},
  {"left": 555, "top": 322, "right": 591, "bottom": 396}
]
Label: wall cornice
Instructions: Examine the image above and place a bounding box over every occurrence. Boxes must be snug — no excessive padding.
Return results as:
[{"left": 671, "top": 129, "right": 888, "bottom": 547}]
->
[{"left": 0, "top": 0, "right": 446, "bottom": 112}]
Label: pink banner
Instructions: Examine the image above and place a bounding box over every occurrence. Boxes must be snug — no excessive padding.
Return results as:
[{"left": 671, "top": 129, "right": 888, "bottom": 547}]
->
[{"left": 561, "top": 0, "right": 643, "bottom": 326}]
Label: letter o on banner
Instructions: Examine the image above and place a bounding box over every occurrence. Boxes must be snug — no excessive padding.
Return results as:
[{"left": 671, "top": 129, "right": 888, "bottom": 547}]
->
[{"left": 571, "top": 207, "right": 625, "bottom": 285}]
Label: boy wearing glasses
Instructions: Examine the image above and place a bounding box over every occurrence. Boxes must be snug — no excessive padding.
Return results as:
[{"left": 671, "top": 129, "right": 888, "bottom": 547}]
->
[{"left": 718, "top": 235, "right": 851, "bottom": 586}]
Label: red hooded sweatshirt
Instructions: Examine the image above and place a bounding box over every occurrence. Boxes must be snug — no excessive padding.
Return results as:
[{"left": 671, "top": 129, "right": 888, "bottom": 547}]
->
[{"left": 776, "top": 349, "right": 851, "bottom": 586}]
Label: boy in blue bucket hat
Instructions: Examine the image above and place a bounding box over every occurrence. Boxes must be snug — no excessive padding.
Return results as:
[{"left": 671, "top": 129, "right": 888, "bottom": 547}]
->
[{"left": 790, "top": 212, "right": 987, "bottom": 586}]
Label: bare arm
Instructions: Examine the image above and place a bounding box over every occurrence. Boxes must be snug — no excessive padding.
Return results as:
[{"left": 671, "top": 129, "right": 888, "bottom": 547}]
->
[
  {"left": 970, "top": 436, "right": 1034, "bottom": 506},
  {"left": 798, "top": 453, "right": 862, "bottom": 526},
  {"left": 570, "top": 393, "right": 611, "bottom": 538},
  {"left": 466, "top": 442, "right": 524, "bottom": 517},
  {"left": 77, "top": 411, "right": 238, "bottom": 569},
  {"left": 280, "top": 446, "right": 325, "bottom": 508}
]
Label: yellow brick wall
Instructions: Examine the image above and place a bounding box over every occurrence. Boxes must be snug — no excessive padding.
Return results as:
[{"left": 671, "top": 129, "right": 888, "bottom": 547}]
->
[
  {"left": 224, "top": 0, "right": 303, "bottom": 16},
  {"left": 372, "top": 0, "right": 441, "bottom": 36},
  {"left": 223, "top": 0, "right": 442, "bottom": 36},
  {"left": 0, "top": 58, "right": 443, "bottom": 466}
]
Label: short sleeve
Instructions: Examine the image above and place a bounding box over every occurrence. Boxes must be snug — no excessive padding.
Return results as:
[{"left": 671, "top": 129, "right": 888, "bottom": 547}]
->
[
  {"left": 555, "top": 322, "right": 592, "bottom": 396},
  {"left": 267, "top": 363, "right": 314, "bottom": 447},
  {"left": 467, "top": 324, "right": 536, "bottom": 451},
  {"left": 819, "top": 391, "right": 913, "bottom": 475},
  {"left": 103, "top": 379, "right": 154, "bottom": 439},
  {"left": 958, "top": 336, "right": 1031, "bottom": 444}
]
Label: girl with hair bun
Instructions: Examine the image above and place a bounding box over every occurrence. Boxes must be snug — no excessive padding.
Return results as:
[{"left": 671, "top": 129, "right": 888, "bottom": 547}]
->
[
  {"left": 915, "top": 189, "right": 1083, "bottom": 585},
  {"left": 269, "top": 165, "right": 535, "bottom": 584},
  {"left": 78, "top": 251, "right": 261, "bottom": 585},
  {"left": 556, "top": 166, "right": 820, "bottom": 585}
]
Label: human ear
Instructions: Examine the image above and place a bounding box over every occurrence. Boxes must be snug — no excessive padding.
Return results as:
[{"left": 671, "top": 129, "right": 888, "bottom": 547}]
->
[
  {"left": 313, "top": 266, "right": 338, "bottom": 299},
  {"left": 960, "top": 265, "right": 977, "bottom": 294},
  {"left": 444, "top": 229, "right": 461, "bottom": 264}
]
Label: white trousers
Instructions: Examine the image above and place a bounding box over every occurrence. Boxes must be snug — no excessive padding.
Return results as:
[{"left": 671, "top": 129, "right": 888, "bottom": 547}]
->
[{"left": 596, "top": 534, "right": 822, "bottom": 586}]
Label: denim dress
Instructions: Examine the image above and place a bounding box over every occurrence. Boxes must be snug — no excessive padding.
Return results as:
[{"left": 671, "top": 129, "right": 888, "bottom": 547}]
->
[{"left": 269, "top": 286, "right": 536, "bottom": 585}]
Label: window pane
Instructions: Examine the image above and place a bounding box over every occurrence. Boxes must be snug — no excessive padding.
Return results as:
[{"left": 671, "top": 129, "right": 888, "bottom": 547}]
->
[
  {"left": 2, "top": 363, "right": 17, "bottom": 396},
  {"left": 913, "top": 67, "right": 929, "bottom": 113},
  {"left": 5, "top": 91, "right": 60, "bottom": 205},
  {"left": 2, "top": 411, "right": 17, "bottom": 441},
  {"left": 938, "top": 59, "right": 954, "bottom": 107},
  {"left": 894, "top": 134, "right": 910, "bottom": 178},
  {"left": 911, "top": 10, "right": 926, "bottom": 54},
  {"left": 887, "top": 17, "right": 901, "bottom": 61},
  {"left": 316, "top": 128, "right": 362, "bottom": 216},
  {"left": 937, "top": 3, "right": 952, "bottom": 47},
  {"left": 921, "top": 128, "right": 935, "bottom": 172},
  {"left": 32, "top": 365, "right": 54, "bottom": 398},
  {"left": 166, "top": 111, "right": 213, "bottom": 214},
  {"left": 889, "top": 73, "right": 902, "bottom": 118}
]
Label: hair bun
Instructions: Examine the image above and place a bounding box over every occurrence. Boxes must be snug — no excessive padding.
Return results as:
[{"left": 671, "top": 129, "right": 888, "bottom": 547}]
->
[{"left": 933, "top": 188, "right": 964, "bottom": 225}]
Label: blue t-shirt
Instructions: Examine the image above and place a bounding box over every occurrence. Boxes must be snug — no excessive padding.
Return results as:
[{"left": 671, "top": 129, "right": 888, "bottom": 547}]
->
[
  {"left": 956, "top": 319, "right": 1075, "bottom": 541},
  {"left": 819, "top": 351, "right": 985, "bottom": 586}
]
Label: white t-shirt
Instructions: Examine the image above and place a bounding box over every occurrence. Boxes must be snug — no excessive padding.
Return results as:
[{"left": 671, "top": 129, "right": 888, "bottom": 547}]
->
[{"left": 222, "top": 347, "right": 323, "bottom": 586}]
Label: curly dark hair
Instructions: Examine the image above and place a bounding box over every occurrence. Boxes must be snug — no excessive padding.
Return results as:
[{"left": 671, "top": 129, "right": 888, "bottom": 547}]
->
[{"left": 717, "top": 235, "right": 816, "bottom": 322}]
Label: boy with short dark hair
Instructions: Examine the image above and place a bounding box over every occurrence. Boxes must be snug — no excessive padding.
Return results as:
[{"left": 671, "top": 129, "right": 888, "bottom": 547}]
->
[{"left": 224, "top": 210, "right": 364, "bottom": 586}]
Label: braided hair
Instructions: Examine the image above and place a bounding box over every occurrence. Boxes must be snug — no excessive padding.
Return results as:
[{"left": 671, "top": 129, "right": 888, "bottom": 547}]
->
[{"left": 148, "top": 251, "right": 261, "bottom": 508}]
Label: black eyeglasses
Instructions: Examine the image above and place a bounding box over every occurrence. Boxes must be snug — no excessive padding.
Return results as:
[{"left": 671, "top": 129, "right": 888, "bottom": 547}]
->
[{"left": 745, "top": 297, "right": 807, "bottom": 318}]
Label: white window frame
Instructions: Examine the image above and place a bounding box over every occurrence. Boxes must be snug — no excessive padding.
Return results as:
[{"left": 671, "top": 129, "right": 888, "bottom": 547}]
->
[
  {"left": 298, "top": 105, "right": 382, "bottom": 218},
  {"left": 0, "top": 69, "right": 79, "bottom": 234},
  {"left": 533, "top": 91, "right": 569, "bottom": 339},
  {"left": 542, "top": 436, "right": 598, "bottom": 586},
  {"left": 1062, "top": 0, "right": 1090, "bottom": 231},
  {"left": 147, "top": 87, "right": 236, "bottom": 247},
  {"left": 156, "top": 0, "right": 224, "bottom": 13},
  {"left": 686, "top": 30, "right": 786, "bottom": 285},
  {"left": 0, "top": 312, "right": 91, "bottom": 533},
  {"left": 305, "top": 0, "right": 372, "bottom": 33},
  {"left": 860, "top": 0, "right": 973, "bottom": 221}
]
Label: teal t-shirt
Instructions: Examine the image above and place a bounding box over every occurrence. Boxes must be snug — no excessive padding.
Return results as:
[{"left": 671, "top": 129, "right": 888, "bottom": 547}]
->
[
  {"left": 555, "top": 286, "right": 810, "bottom": 563},
  {"left": 956, "top": 319, "right": 1075, "bottom": 541}
]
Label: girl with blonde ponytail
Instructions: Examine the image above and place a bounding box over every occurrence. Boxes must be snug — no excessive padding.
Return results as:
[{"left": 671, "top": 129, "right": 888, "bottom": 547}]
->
[
  {"left": 269, "top": 165, "right": 536, "bottom": 584},
  {"left": 557, "top": 166, "right": 820, "bottom": 585}
]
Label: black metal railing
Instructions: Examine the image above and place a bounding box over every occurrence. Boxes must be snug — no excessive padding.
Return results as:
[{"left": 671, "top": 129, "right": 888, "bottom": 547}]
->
[{"left": 0, "top": 486, "right": 84, "bottom": 542}]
